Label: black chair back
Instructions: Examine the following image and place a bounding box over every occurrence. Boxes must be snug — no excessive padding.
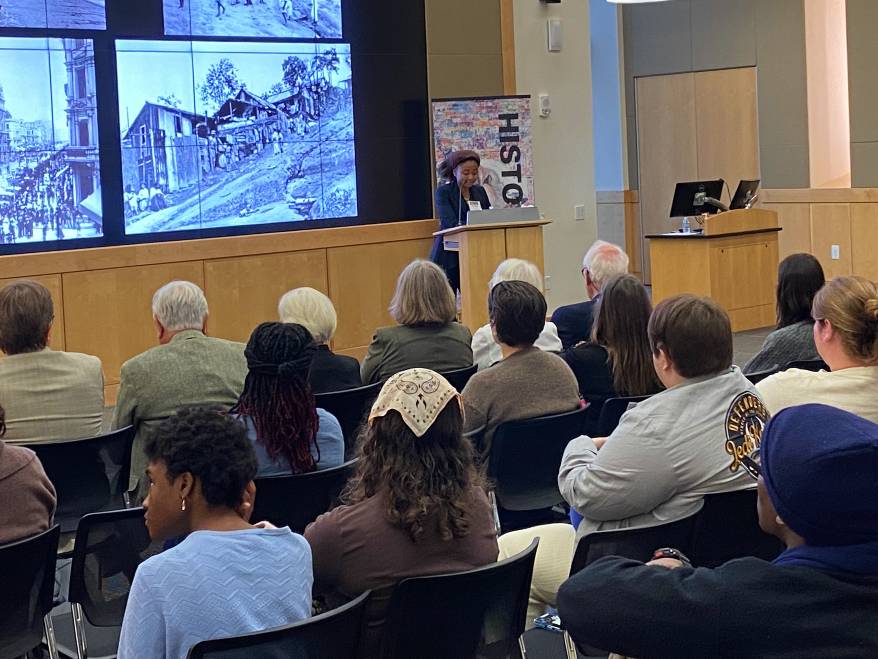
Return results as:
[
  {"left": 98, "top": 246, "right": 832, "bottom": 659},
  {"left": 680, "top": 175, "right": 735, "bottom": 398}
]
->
[
  {"left": 187, "top": 590, "right": 370, "bottom": 659},
  {"left": 68, "top": 507, "right": 161, "bottom": 627},
  {"left": 488, "top": 407, "right": 586, "bottom": 512},
  {"left": 315, "top": 382, "right": 382, "bottom": 457},
  {"left": 593, "top": 395, "right": 650, "bottom": 437},
  {"left": 690, "top": 489, "right": 784, "bottom": 568},
  {"left": 379, "top": 539, "right": 539, "bottom": 659},
  {"left": 0, "top": 525, "right": 60, "bottom": 659},
  {"left": 569, "top": 513, "right": 698, "bottom": 576},
  {"left": 784, "top": 358, "right": 829, "bottom": 372},
  {"left": 30, "top": 426, "right": 136, "bottom": 533},
  {"left": 745, "top": 367, "right": 778, "bottom": 384},
  {"left": 251, "top": 460, "right": 357, "bottom": 534},
  {"left": 440, "top": 364, "right": 478, "bottom": 392}
]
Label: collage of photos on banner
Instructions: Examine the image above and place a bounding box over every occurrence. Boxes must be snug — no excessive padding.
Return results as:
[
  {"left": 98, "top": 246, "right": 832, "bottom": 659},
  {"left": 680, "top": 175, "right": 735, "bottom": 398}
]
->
[
  {"left": 164, "top": 0, "right": 342, "bottom": 39},
  {"left": 0, "top": 37, "right": 103, "bottom": 244},
  {"left": 0, "top": 0, "right": 106, "bottom": 29},
  {"left": 117, "top": 40, "right": 356, "bottom": 234}
]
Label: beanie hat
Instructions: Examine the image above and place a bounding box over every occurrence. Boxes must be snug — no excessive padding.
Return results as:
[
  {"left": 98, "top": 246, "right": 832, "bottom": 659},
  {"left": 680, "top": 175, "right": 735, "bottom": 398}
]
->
[{"left": 761, "top": 403, "right": 878, "bottom": 547}]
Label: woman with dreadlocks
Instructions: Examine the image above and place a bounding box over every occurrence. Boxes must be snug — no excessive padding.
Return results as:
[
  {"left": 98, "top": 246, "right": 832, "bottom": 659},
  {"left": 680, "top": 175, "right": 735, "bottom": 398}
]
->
[{"left": 231, "top": 322, "right": 344, "bottom": 476}]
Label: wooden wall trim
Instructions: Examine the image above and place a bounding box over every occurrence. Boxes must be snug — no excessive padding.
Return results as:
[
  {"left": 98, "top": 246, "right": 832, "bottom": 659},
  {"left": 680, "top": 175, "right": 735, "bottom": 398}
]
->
[
  {"left": 595, "top": 190, "right": 639, "bottom": 204},
  {"left": 0, "top": 219, "right": 439, "bottom": 279},
  {"left": 762, "top": 188, "right": 878, "bottom": 204},
  {"left": 500, "top": 0, "right": 516, "bottom": 94}
]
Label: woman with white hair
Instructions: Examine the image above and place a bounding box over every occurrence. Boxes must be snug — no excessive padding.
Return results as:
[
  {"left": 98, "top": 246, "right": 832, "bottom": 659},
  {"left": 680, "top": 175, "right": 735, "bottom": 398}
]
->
[
  {"left": 278, "top": 287, "right": 360, "bottom": 394},
  {"left": 471, "top": 259, "right": 562, "bottom": 370}
]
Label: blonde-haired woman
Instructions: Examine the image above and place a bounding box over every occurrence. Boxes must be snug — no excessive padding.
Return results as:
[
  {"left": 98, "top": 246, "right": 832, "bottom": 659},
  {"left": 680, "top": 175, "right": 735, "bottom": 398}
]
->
[
  {"left": 361, "top": 260, "right": 473, "bottom": 384},
  {"left": 757, "top": 275, "right": 878, "bottom": 421},
  {"left": 278, "top": 287, "right": 360, "bottom": 393},
  {"left": 471, "top": 259, "right": 562, "bottom": 370}
]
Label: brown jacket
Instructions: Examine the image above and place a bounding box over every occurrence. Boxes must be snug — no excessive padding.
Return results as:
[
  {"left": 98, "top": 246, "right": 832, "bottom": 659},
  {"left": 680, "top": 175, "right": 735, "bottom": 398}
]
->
[{"left": 0, "top": 442, "right": 56, "bottom": 545}]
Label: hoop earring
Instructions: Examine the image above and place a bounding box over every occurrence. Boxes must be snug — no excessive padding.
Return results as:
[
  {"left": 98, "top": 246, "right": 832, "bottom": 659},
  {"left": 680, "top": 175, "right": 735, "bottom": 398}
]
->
[{"left": 181, "top": 498, "right": 187, "bottom": 512}]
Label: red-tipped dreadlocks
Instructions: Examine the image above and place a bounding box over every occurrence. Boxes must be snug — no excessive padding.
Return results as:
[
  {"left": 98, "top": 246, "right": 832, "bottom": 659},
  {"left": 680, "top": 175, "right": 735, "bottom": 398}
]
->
[{"left": 231, "top": 322, "right": 320, "bottom": 474}]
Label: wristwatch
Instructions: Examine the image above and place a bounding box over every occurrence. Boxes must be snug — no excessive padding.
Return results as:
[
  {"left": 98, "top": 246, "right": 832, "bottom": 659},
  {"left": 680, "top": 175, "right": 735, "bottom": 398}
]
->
[{"left": 652, "top": 547, "right": 693, "bottom": 567}]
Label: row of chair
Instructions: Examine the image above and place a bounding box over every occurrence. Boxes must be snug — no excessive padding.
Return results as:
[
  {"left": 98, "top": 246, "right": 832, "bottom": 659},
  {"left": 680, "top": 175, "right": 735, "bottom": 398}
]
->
[{"left": 1, "top": 508, "right": 541, "bottom": 659}]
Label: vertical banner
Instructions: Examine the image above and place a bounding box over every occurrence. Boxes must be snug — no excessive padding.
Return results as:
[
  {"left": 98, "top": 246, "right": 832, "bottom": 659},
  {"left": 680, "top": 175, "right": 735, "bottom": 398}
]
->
[{"left": 432, "top": 95, "right": 533, "bottom": 208}]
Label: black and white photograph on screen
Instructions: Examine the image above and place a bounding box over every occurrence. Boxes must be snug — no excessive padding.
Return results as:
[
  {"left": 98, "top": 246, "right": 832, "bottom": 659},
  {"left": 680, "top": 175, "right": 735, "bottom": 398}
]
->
[
  {"left": 117, "top": 40, "right": 356, "bottom": 235},
  {"left": 0, "top": 0, "right": 106, "bottom": 29},
  {"left": 164, "top": 0, "right": 341, "bottom": 39},
  {"left": 0, "top": 38, "right": 103, "bottom": 244}
]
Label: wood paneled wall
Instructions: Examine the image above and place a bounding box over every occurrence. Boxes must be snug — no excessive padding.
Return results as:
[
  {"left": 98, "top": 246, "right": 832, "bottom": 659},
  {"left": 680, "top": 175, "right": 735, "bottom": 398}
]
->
[
  {"left": 0, "top": 221, "right": 438, "bottom": 404},
  {"left": 635, "top": 67, "right": 760, "bottom": 282},
  {"left": 595, "top": 191, "right": 641, "bottom": 280},
  {"left": 761, "top": 188, "right": 878, "bottom": 281}
]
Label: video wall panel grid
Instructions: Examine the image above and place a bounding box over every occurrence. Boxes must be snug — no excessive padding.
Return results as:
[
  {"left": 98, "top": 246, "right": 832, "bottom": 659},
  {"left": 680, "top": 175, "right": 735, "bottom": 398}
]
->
[{"left": 0, "top": 0, "right": 430, "bottom": 254}]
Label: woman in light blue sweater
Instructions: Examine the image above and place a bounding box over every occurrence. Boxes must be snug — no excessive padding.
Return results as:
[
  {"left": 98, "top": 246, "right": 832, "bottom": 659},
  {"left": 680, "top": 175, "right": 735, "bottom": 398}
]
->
[
  {"left": 232, "top": 322, "right": 345, "bottom": 476},
  {"left": 117, "top": 407, "right": 313, "bottom": 659}
]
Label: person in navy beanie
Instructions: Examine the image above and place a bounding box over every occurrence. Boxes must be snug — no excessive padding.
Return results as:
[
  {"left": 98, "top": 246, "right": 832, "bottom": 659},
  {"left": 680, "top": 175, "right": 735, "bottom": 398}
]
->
[{"left": 557, "top": 403, "right": 878, "bottom": 659}]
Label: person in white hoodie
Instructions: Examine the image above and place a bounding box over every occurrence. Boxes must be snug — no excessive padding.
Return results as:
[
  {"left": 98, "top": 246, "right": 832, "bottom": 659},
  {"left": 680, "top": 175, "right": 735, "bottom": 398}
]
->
[{"left": 559, "top": 294, "right": 767, "bottom": 538}]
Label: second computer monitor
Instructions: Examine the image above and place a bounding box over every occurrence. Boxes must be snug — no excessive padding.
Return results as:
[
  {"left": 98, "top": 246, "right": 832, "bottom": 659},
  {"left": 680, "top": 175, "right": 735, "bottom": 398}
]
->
[{"left": 669, "top": 179, "right": 725, "bottom": 218}]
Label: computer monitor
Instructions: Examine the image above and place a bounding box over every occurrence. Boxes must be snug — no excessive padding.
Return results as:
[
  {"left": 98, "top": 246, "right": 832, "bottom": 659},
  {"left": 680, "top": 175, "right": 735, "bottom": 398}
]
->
[
  {"left": 669, "top": 180, "right": 725, "bottom": 218},
  {"left": 730, "top": 179, "right": 760, "bottom": 210}
]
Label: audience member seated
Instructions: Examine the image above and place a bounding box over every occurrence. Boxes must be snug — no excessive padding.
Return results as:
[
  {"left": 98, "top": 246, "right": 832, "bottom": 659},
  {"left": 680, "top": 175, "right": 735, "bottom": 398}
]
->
[
  {"left": 113, "top": 281, "right": 247, "bottom": 499},
  {"left": 471, "top": 258, "right": 561, "bottom": 371},
  {"left": 558, "top": 404, "right": 878, "bottom": 658},
  {"left": 117, "top": 408, "right": 313, "bottom": 659},
  {"left": 744, "top": 253, "right": 825, "bottom": 373},
  {"left": 562, "top": 273, "right": 663, "bottom": 425},
  {"left": 231, "top": 322, "right": 344, "bottom": 477},
  {"left": 497, "top": 523, "right": 575, "bottom": 628},
  {"left": 278, "top": 287, "right": 361, "bottom": 393},
  {"left": 462, "top": 281, "right": 580, "bottom": 455},
  {"left": 304, "top": 369, "right": 498, "bottom": 657},
  {"left": 0, "top": 403, "right": 56, "bottom": 545},
  {"left": 0, "top": 280, "right": 103, "bottom": 444},
  {"left": 361, "top": 260, "right": 472, "bottom": 384},
  {"left": 757, "top": 276, "right": 878, "bottom": 421},
  {"left": 559, "top": 294, "right": 766, "bottom": 538},
  {"left": 551, "top": 240, "right": 629, "bottom": 349}
]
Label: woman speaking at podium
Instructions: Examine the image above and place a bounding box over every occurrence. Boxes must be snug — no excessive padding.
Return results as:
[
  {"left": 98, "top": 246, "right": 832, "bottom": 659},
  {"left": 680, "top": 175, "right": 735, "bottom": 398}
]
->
[{"left": 431, "top": 150, "right": 491, "bottom": 292}]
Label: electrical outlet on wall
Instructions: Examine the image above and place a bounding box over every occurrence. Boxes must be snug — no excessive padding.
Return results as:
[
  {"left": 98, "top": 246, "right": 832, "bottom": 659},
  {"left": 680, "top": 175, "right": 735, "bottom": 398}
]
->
[
  {"left": 831, "top": 244, "right": 840, "bottom": 260},
  {"left": 544, "top": 275, "right": 552, "bottom": 291},
  {"left": 574, "top": 205, "right": 586, "bottom": 221}
]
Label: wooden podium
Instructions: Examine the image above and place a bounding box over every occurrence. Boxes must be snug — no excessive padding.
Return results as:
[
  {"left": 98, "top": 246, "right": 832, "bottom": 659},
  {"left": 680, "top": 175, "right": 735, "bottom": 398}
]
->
[
  {"left": 646, "top": 208, "right": 780, "bottom": 332},
  {"left": 434, "top": 220, "right": 551, "bottom": 330}
]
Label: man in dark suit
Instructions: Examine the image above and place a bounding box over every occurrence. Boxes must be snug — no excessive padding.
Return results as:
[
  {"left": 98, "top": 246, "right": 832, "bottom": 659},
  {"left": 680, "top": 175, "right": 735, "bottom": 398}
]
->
[
  {"left": 431, "top": 150, "right": 491, "bottom": 292},
  {"left": 551, "top": 240, "right": 629, "bottom": 349}
]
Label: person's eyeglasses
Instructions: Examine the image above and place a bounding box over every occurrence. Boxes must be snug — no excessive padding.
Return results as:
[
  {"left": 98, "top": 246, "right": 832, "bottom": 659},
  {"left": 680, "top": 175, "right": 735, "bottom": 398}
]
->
[{"left": 740, "top": 454, "right": 761, "bottom": 480}]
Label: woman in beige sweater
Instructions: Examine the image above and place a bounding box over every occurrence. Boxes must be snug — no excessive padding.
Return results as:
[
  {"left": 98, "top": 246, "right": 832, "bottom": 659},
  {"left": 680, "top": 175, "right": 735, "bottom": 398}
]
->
[{"left": 757, "top": 276, "right": 878, "bottom": 422}]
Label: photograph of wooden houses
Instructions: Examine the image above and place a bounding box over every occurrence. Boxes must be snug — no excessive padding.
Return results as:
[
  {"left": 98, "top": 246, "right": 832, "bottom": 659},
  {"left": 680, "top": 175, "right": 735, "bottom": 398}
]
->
[
  {"left": 164, "top": 0, "right": 341, "bottom": 39},
  {"left": 117, "top": 40, "right": 356, "bottom": 235},
  {"left": 0, "top": 37, "right": 103, "bottom": 244}
]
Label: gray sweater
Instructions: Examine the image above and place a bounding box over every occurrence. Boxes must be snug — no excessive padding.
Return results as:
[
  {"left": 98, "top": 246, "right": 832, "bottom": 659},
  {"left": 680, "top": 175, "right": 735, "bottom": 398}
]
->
[
  {"left": 743, "top": 321, "right": 819, "bottom": 374},
  {"left": 462, "top": 347, "right": 580, "bottom": 455},
  {"left": 559, "top": 367, "right": 763, "bottom": 538}
]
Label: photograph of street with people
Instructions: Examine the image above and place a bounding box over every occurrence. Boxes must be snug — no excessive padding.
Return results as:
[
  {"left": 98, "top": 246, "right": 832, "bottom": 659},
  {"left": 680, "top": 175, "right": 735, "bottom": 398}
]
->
[
  {"left": 0, "top": 38, "right": 103, "bottom": 244},
  {"left": 0, "top": 0, "right": 106, "bottom": 29},
  {"left": 117, "top": 40, "right": 356, "bottom": 235},
  {"left": 164, "top": 0, "right": 341, "bottom": 39}
]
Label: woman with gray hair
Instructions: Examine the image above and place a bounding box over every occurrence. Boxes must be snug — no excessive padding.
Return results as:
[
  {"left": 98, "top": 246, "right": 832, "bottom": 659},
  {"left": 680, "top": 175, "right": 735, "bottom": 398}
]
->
[
  {"left": 471, "top": 258, "right": 562, "bottom": 370},
  {"left": 360, "top": 260, "right": 473, "bottom": 384},
  {"left": 278, "top": 287, "right": 360, "bottom": 393}
]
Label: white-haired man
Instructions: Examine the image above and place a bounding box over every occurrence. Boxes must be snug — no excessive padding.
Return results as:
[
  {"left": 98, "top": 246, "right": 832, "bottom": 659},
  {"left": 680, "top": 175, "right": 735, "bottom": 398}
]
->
[
  {"left": 112, "top": 281, "right": 247, "bottom": 499},
  {"left": 551, "top": 240, "right": 630, "bottom": 349}
]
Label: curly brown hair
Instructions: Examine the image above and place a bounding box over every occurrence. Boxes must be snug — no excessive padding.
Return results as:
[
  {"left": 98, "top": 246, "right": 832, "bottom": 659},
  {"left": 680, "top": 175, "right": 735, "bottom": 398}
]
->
[{"left": 341, "top": 402, "right": 484, "bottom": 542}]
